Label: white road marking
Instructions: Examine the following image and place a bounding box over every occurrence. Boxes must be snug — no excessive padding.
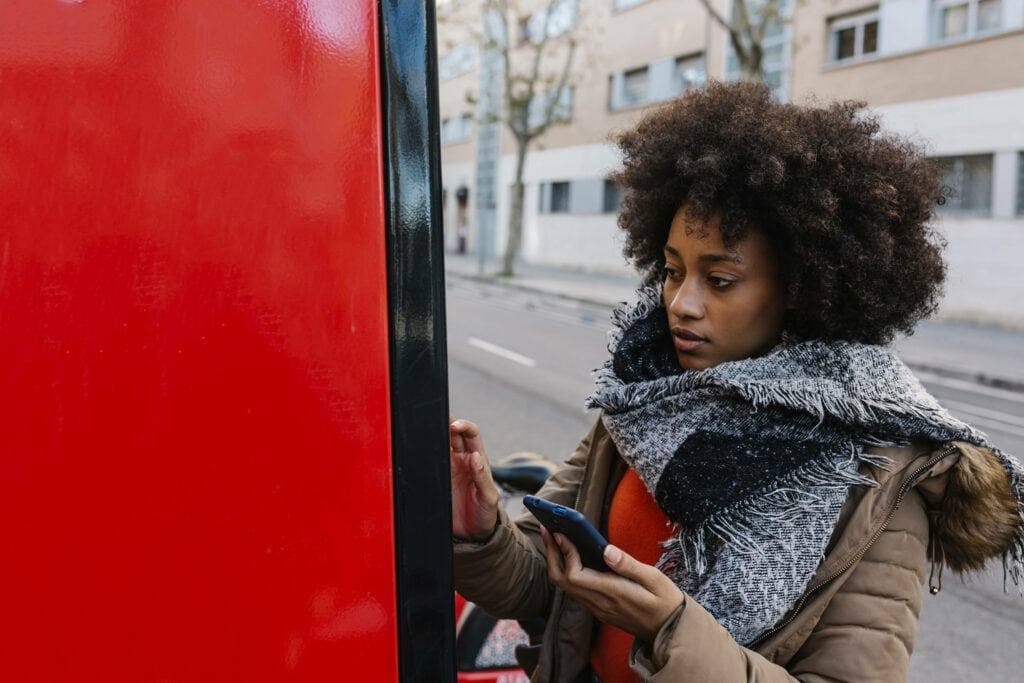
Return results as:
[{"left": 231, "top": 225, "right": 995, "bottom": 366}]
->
[
  {"left": 914, "top": 369, "right": 1024, "bottom": 404},
  {"left": 940, "top": 400, "right": 1024, "bottom": 428},
  {"left": 941, "top": 399, "right": 1024, "bottom": 438},
  {"left": 467, "top": 336, "right": 537, "bottom": 368}
]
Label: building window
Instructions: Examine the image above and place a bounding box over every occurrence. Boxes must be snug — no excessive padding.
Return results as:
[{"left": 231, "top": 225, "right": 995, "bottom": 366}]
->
[
  {"left": 935, "top": 154, "right": 993, "bottom": 214},
  {"left": 440, "top": 114, "right": 473, "bottom": 145},
  {"left": 673, "top": 53, "right": 705, "bottom": 94},
  {"left": 611, "top": 55, "right": 705, "bottom": 111},
  {"left": 608, "top": 65, "right": 650, "bottom": 110},
  {"left": 602, "top": 179, "right": 623, "bottom": 213},
  {"left": 528, "top": 87, "right": 575, "bottom": 128},
  {"left": 439, "top": 42, "right": 477, "bottom": 80},
  {"left": 724, "top": 0, "right": 791, "bottom": 100},
  {"left": 524, "top": 0, "right": 577, "bottom": 42},
  {"left": 549, "top": 182, "right": 571, "bottom": 213},
  {"left": 932, "top": 0, "right": 1002, "bottom": 42},
  {"left": 828, "top": 10, "right": 879, "bottom": 63},
  {"left": 614, "top": 0, "right": 651, "bottom": 10}
]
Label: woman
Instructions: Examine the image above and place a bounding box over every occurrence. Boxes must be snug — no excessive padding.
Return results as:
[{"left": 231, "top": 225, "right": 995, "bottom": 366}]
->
[{"left": 450, "top": 82, "right": 1024, "bottom": 682}]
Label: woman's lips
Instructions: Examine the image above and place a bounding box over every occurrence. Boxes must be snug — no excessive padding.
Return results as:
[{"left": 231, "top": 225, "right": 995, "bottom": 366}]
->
[{"left": 672, "top": 327, "right": 708, "bottom": 352}]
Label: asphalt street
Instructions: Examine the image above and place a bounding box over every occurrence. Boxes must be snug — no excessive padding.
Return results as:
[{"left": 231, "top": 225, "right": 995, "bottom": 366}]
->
[{"left": 446, "top": 275, "right": 1024, "bottom": 683}]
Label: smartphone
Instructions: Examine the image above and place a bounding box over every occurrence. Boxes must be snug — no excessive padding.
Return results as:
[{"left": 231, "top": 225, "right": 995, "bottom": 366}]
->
[{"left": 523, "top": 496, "right": 611, "bottom": 572}]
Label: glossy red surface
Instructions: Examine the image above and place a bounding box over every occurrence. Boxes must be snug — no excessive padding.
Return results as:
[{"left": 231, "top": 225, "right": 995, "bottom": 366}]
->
[{"left": 0, "top": 2, "right": 397, "bottom": 680}]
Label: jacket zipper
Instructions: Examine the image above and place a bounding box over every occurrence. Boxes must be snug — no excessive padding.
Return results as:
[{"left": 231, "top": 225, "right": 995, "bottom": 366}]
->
[{"left": 747, "top": 444, "right": 959, "bottom": 649}]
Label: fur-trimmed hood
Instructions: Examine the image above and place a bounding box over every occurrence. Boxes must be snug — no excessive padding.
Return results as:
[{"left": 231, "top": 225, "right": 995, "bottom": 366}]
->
[{"left": 919, "top": 441, "right": 1023, "bottom": 576}]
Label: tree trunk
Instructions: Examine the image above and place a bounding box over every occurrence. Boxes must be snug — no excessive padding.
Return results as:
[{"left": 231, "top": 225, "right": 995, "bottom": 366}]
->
[{"left": 501, "top": 140, "right": 529, "bottom": 276}]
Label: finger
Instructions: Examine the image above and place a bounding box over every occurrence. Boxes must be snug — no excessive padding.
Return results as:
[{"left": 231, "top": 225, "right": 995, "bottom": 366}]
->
[
  {"left": 603, "top": 544, "right": 668, "bottom": 594},
  {"left": 449, "top": 418, "right": 480, "bottom": 438},
  {"left": 542, "top": 528, "right": 567, "bottom": 583},
  {"left": 469, "top": 452, "right": 501, "bottom": 505},
  {"left": 449, "top": 412, "right": 455, "bottom": 423},
  {"left": 555, "top": 534, "right": 585, "bottom": 576},
  {"left": 449, "top": 425, "right": 466, "bottom": 454}
]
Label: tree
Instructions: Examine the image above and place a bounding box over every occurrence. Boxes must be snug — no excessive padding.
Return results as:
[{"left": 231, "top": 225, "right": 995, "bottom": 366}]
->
[
  {"left": 467, "top": 0, "right": 582, "bottom": 276},
  {"left": 495, "top": 0, "right": 579, "bottom": 275},
  {"left": 697, "top": 0, "right": 789, "bottom": 81}
]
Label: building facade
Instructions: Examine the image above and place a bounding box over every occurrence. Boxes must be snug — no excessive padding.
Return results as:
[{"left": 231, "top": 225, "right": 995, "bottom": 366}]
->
[{"left": 437, "top": 0, "right": 1024, "bottom": 327}]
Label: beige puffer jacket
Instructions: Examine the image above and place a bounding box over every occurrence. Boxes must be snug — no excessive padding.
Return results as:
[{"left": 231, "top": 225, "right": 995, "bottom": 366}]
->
[{"left": 453, "top": 417, "right": 1020, "bottom": 683}]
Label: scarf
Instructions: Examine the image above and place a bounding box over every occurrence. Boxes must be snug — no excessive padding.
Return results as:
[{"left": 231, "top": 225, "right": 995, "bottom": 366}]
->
[{"left": 587, "top": 285, "right": 1024, "bottom": 645}]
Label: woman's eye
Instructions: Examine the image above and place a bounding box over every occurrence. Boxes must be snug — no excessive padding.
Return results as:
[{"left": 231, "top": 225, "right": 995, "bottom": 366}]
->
[
  {"left": 708, "top": 276, "right": 735, "bottom": 289},
  {"left": 663, "top": 267, "right": 683, "bottom": 282}
]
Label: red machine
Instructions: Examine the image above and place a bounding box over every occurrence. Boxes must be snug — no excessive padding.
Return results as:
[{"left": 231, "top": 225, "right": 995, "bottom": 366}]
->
[{"left": 0, "top": 1, "right": 453, "bottom": 680}]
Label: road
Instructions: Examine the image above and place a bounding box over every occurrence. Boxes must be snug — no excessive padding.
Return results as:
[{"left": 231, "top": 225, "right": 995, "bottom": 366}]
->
[{"left": 446, "top": 275, "right": 1024, "bottom": 683}]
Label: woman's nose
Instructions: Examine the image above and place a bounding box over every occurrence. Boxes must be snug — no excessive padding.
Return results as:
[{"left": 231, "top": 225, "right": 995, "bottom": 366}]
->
[{"left": 668, "top": 280, "right": 704, "bottom": 319}]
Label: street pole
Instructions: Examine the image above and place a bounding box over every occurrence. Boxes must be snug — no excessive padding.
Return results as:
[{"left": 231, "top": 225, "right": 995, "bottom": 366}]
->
[{"left": 475, "top": 7, "right": 504, "bottom": 276}]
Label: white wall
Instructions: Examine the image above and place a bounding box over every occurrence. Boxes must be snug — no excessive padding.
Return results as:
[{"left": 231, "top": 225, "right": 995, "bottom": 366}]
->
[
  {"left": 940, "top": 218, "right": 1024, "bottom": 327},
  {"left": 877, "top": 88, "right": 1024, "bottom": 326},
  {"left": 495, "top": 143, "right": 633, "bottom": 274},
  {"left": 876, "top": 87, "right": 1024, "bottom": 156}
]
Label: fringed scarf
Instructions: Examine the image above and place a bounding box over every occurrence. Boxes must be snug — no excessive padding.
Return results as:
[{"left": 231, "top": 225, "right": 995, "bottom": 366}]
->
[{"left": 587, "top": 285, "right": 1024, "bottom": 645}]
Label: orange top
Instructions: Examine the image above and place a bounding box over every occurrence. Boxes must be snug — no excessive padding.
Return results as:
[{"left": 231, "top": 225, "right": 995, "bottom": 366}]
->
[{"left": 590, "top": 468, "right": 672, "bottom": 683}]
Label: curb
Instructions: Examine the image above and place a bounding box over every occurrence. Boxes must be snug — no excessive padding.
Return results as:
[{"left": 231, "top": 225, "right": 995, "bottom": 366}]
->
[
  {"left": 445, "top": 269, "right": 630, "bottom": 309},
  {"left": 446, "top": 269, "right": 1024, "bottom": 394}
]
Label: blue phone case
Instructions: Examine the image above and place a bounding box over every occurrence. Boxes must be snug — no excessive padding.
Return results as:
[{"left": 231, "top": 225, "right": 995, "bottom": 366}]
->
[{"left": 523, "top": 496, "right": 610, "bottom": 571}]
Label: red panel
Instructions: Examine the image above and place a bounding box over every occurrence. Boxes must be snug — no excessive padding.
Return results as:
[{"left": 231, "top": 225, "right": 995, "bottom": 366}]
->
[{"left": 0, "top": 2, "right": 396, "bottom": 681}]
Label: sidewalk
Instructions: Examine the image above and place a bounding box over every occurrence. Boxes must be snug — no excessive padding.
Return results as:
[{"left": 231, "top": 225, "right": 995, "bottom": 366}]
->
[{"left": 445, "top": 252, "right": 1024, "bottom": 391}]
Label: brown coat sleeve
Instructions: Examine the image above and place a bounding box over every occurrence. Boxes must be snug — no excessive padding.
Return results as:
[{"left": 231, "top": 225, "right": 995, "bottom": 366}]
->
[
  {"left": 451, "top": 419, "right": 598, "bottom": 620},
  {"left": 630, "top": 490, "right": 929, "bottom": 682}
]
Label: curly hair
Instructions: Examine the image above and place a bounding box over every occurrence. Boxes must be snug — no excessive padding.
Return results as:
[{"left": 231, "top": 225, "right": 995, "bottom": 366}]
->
[{"left": 611, "top": 81, "right": 947, "bottom": 345}]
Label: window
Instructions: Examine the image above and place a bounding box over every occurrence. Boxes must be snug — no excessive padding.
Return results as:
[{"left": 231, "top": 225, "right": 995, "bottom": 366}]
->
[
  {"left": 673, "top": 53, "right": 705, "bottom": 94},
  {"left": 935, "top": 154, "right": 993, "bottom": 214},
  {"left": 614, "top": 0, "right": 651, "bottom": 10},
  {"left": 540, "top": 181, "right": 572, "bottom": 213},
  {"left": 439, "top": 42, "right": 477, "bottom": 80},
  {"left": 602, "top": 179, "right": 623, "bottom": 214},
  {"left": 549, "top": 182, "right": 571, "bottom": 213},
  {"left": 932, "top": 0, "right": 1002, "bottom": 42},
  {"left": 828, "top": 10, "right": 879, "bottom": 63},
  {"left": 611, "top": 55, "right": 705, "bottom": 110},
  {"left": 440, "top": 114, "right": 473, "bottom": 145},
  {"left": 620, "top": 66, "right": 649, "bottom": 108},
  {"left": 724, "top": 0, "right": 791, "bottom": 100},
  {"left": 528, "top": 87, "right": 574, "bottom": 128},
  {"left": 524, "top": 0, "right": 577, "bottom": 42}
]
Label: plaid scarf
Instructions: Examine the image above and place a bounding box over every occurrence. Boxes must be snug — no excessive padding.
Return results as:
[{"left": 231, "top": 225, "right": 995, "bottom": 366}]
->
[{"left": 587, "top": 285, "right": 1024, "bottom": 645}]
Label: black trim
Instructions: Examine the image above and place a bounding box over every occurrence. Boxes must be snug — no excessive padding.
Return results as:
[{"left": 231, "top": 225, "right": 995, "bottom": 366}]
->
[{"left": 379, "top": 1, "right": 455, "bottom": 682}]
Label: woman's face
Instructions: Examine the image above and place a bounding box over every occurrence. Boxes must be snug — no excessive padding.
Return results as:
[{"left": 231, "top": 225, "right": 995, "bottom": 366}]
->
[{"left": 663, "top": 206, "right": 787, "bottom": 371}]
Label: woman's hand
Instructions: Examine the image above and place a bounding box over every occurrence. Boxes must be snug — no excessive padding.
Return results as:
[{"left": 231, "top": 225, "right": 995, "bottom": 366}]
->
[
  {"left": 542, "top": 528, "right": 684, "bottom": 643},
  {"left": 450, "top": 415, "right": 501, "bottom": 541}
]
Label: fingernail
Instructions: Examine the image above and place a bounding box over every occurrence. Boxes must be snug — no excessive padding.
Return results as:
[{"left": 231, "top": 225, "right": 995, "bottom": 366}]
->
[{"left": 605, "top": 545, "right": 622, "bottom": 565}]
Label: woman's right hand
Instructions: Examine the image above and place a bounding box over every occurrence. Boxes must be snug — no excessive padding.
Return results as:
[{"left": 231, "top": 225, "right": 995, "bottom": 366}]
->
[{"left": 450, "top": 415, "right": 501, "bottom": 541}]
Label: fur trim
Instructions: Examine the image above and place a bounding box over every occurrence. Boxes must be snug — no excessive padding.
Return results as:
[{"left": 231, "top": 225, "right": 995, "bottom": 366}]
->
[{"left": 933, "top": 443, "right": 1023, "bottom": 576}]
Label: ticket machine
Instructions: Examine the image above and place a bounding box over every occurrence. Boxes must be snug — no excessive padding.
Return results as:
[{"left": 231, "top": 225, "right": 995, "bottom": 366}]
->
[{"left": 0, "top": 2, "right": 452, "bottom": 680}]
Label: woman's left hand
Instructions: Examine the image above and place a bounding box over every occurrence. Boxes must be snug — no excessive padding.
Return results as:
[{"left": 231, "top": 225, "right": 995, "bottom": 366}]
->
[{"left": 542, "top": 528, "right": 684, "bottom": 643}]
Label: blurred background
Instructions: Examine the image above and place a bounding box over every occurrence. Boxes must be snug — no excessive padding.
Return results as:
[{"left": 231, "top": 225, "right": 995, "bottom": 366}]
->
[{"left": 437, "top": 2, "right": 1024, "bottom": 681}]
